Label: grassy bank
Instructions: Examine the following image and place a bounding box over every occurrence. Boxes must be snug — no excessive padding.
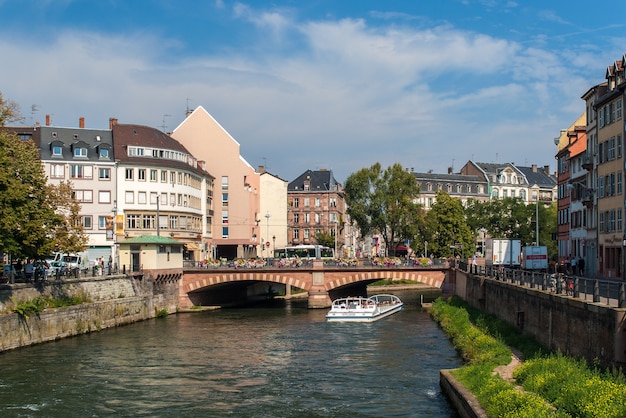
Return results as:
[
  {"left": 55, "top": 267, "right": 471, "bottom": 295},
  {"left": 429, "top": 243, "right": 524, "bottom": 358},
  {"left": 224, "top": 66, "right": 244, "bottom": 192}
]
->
[{"left": 431, "top": 296, "right": 626, "bottom": 417}]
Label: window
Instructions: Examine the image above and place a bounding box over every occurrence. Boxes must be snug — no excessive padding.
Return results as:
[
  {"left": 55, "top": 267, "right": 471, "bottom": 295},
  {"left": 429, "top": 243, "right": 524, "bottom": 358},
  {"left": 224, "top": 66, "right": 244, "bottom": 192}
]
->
[
  {"left": 304, "top": 213, "right": 310, "bottom": 223},
  {"left": 304, "top": 198, "right": 310, "bottom": 207},
  {"left": 50, "top": 164, "right": 65, "bottom": 179},
  {"left": 619, "top": 172, "right": 623, "bottom": 195},
  {"left": 70, "top": 164, "right": 92, "bottom": 179},
  {"left": 52, "top": 146, "right": 63, "bottom": 156},
  {"left": 315, "top": 213, "right": 321, "bottom": 224},
  {"left": 618, "top": 135, "right": 623, "bottom": 158},
  {"left": 125, "top": 168, "right": 134, "bottom": 180},
  {"left": 161, "top": 170, "right": 167, "bottom": 182},
  {"left": 72, "top": 190, "right": 93, "bottom": 203},
  {"left": 170, "top": 193, "right": 175, "bottom": 206},
  {"left": 99, "top": 148, "right": 109, "bottom": 159},
  {"left": 304, "top": 229, "right": 310, "bottom": 239},
  {"left": 125, "top": 191, "right": 134, "bottom": 204},
  {"left": 138, "top": 169, "right": 146, "bottom": 181},
  {"left": 127, "top": 214, "right": 140, "bottom": 229},
  {"left": 98, "top": 167, "right": 111, "bottom": 180},
  {"left": 222, "top": 210, "right": 229, "bottom": 224},
  {"left": 170, "top": 171, "right": 176, "bottom": 184},
  {"left": 98, "top": 216, "right": 107, "bottom": 229},
  {"left": 81, "top": 216, "right": 92, "bottom": 229},
  {"left": 294, "top": 213, "right": 299, "bottom": 224},
  {"left": 142, "top": 214, "right": 155, "bottom": 229},
  {"left": 99, "top": 191, "right": 111, "bottom": 204},
  {"left": 222, "top": 226, "right": 229, "bottom": 238},
  {"left": 150, "top": 169, "right": 157, "bottom": 182},
  {"left": 222, "top": 193, "right": 228, "bottom": 207},
  {"left": 74, "top": 147, "right": 88, "bottom": 157},
  {"left": 160, "top": 193, "right": 167, "bottom": 205},
  {"left": 293, "top": 229, "right": 300, "bottom": 240},
  {"left": 618, "top": 99, "right": 623, "bottom": 120},
  {"left": 293, "top": 198, "right": 299, "bottom": 208},
  {"left": 329, "top": 198, "right": 336, "bottom": 207},
  {"left": 222, "top": 176, "right": 228, "bottom": 190},
  {"left": 150, "top": 192, "right": 158, "bottom": 204},
  {"left": 138, "top": 191, "right": 147, "bottom": 204},
  {"left": 170, "top": 215, "right": 178, "bottom": 229},
  {"left": 315, "top": 198, "right": 321, "bottom": 207}
]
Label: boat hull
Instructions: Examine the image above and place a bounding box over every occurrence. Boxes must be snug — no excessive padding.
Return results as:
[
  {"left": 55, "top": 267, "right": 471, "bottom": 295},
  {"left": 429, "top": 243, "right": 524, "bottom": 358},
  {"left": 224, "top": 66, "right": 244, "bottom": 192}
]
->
[{"left": 325, "top": 294, "right": 404, "bottom": 322}]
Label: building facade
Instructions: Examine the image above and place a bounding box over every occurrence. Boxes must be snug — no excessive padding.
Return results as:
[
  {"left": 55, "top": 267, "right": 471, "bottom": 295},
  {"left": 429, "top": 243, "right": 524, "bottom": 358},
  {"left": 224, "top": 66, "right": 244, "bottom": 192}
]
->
[
  {"left": 171, "top": 106, "right": 260, "bottom": 260},
  {"left": 287, "top": 169, "right": 348, "bottom": 255},
  {"left": 259, "top": 167, "right": 288, "bottom": 258},
  {"left": 412, "top": 168, "right": 489, "bottom": 210},
  {"left": 592, "top": 57, "right": 625, "bottom": 278},
  {"left": 111, "top": 121, "right": 214, "bottom": 265}
]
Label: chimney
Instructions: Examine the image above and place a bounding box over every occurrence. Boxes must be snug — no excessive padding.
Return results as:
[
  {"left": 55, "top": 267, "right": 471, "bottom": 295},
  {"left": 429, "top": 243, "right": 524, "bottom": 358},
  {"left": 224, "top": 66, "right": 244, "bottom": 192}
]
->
[
  {"left": 45, "top": 114, "right": 50, "bottom": 126},
  {"left": 258, "top": 165, "right": 265, "bottom": 174},
  {"left": 109, "top": 118, "right": 118, "bottom": 130},
  {"left": 448, "top": 167, "right": 453, "bottom": 174},
  {"left": 79, "top": 117, "right": 85, "bottom": 128},
  {"left": 532, "top": 164, "right": 537, "bottom": 172},
  {"left": 543, "top": 165, "right": 550, "bottom": 175}
]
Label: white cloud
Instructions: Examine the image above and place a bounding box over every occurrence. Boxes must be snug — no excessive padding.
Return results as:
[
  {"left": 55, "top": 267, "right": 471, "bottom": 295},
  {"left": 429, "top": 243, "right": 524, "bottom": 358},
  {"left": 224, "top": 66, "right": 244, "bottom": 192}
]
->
[{"left": 0, "top": 6, "right": 609, "bottom": 181}]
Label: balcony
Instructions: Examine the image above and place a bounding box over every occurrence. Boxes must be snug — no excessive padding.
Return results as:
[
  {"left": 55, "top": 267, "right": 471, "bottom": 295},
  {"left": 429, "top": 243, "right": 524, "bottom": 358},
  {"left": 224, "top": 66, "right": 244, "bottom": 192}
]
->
[
  {"left": 581, "top": 153, "right": 593, "bottom": 170},
  {"left": 581, "top": 188, "right": 595, "bottom": 208}
]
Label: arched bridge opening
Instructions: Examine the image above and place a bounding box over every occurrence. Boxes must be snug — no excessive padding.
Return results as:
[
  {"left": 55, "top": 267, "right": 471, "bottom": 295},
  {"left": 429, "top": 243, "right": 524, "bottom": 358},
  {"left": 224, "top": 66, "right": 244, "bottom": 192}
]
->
[{"left": 181, "top": 268, "right": 447, "bottom": 308}]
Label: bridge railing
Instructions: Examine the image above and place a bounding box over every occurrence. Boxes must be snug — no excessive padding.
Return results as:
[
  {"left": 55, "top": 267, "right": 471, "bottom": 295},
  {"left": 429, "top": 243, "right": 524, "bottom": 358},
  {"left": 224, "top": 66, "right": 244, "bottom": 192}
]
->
[
  {"left": 183, "top": 257, "right": 449, "bottom": 270},
  {"left": 460, "top": 261, "right": 626, "bottom": 308}
]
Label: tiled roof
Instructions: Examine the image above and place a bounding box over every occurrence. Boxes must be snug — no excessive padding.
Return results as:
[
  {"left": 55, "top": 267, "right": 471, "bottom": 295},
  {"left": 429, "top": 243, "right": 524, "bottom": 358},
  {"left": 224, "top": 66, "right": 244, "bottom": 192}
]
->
[{"left": 288, "top": 169, "right": 341, "bottom": 192}]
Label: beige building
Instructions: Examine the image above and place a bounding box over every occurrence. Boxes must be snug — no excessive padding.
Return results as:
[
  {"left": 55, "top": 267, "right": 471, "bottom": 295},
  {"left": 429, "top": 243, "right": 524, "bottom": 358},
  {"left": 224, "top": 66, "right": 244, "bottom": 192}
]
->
[
  {"left": 259, "top": 168, "right": 288, "bottom": 258},
  {"left": 593, "top": 58, "right": 625, "bottom": 278},
  {"left": 172, "top": 106, "right": 261, "bottom": 260}
]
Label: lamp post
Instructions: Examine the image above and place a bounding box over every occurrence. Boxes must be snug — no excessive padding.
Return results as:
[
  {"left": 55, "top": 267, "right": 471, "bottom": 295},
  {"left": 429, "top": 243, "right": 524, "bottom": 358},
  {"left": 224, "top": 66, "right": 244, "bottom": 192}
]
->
[
  {"left": 333, "top": 220, "right": 338, "bottom": 257},
  {"left": 265, "top": 211, "right": 271, "bottom": 259},
  {"left": 155, "top": 195, "right": 161, "bottom": 237},
  {"left": 272, "top": 235, "right": 276, "bottom": 257},
  {"left": 111, "top": 200, "right": 118, "bottom": 273}
]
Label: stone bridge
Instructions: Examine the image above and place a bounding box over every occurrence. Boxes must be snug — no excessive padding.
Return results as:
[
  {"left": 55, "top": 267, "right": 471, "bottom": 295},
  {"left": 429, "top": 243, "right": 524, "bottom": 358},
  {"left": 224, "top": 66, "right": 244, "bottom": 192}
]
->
[{"left": 180, "top": 262, "right": 447, "bottom": 308}]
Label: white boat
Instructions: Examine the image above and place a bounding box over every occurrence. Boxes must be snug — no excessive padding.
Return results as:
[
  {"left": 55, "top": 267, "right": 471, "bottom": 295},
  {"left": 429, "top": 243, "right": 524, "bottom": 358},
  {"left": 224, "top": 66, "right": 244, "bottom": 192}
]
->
[{"left": 326, "top": 294, "right": 403, "bottom": 322}]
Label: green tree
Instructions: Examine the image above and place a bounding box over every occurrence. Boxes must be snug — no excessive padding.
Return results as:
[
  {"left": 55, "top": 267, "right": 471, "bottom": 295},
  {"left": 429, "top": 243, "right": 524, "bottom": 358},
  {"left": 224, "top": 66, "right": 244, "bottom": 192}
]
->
[
  {"left": 344, "top": 163, "right": 422, "bottom": 256},
  {"left": 0, "top": 91, "right": 67, "bottom": 259},
  {"left": 48, "top": 180, "right": 89, "bottom": 254},
  {"left": 424, "top": 191, "right": 474, "bottom": 258},
  {"left": 314, "top": 230, "right": 334, "bottom": 249}
]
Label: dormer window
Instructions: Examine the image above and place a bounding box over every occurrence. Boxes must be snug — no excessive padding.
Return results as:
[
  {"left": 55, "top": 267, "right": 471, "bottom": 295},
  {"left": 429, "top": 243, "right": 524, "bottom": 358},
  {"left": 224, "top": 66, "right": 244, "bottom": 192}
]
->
[
  {"left": 52, "top": 146, "right": 63, "bottom": 156},
  {"left": 74, "top": 147, "right": 88, "bottom": 158},
  {"left": 99, "top": 148, "right": 110, "bottom": 159}
]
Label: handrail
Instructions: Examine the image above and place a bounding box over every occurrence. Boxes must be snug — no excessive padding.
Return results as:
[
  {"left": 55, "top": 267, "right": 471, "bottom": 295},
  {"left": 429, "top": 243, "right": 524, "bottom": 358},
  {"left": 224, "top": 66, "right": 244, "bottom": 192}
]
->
[{"left": 460, "top": 261, "right": 626, "bottom": 308}]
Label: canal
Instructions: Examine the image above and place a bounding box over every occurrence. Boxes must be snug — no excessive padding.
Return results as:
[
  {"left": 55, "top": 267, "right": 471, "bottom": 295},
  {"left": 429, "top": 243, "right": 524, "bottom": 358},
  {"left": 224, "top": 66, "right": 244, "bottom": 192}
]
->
[{"left": 0, "top": 290, "right": 461, "bottom": 417}]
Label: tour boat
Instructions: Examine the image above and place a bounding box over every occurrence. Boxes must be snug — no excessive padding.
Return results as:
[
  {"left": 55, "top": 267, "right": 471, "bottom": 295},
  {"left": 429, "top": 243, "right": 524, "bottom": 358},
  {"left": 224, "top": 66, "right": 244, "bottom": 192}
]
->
[{"left": 326, "top": 294, "right": 403, "bottom": 322}]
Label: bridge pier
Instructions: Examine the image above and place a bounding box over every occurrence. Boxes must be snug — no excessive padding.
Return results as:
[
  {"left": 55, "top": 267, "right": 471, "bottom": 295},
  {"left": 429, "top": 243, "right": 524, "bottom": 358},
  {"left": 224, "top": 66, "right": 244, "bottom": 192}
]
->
[{"left": 307, "top": 284, "right": 331, "bottom": 308}]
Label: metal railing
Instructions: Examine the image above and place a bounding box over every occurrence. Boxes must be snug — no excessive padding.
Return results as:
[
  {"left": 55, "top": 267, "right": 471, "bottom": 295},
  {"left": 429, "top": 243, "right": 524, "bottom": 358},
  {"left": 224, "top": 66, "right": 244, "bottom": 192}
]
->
[
  {"left": 461, "top": 262, "right": 626, "bottom": 308},
  {"left": 183, "top": 257, "right": 449, "bottom": 270}
]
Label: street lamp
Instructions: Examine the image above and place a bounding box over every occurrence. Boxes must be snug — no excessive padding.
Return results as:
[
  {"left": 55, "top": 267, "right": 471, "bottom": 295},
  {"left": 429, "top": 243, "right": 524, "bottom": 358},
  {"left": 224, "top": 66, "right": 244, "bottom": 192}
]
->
[
  {"left": 265, "top": 211, "right": 271, "bottom": 259},
  {"left": 333, "top": 220, "right": 338, "bottom": 257}
]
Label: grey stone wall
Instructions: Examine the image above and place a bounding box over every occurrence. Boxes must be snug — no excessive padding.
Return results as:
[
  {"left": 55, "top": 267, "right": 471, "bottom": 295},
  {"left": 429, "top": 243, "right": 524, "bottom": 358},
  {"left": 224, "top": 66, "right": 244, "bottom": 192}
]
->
[{"left": 455, "top": 270, "right": 626, "bottom": 368}]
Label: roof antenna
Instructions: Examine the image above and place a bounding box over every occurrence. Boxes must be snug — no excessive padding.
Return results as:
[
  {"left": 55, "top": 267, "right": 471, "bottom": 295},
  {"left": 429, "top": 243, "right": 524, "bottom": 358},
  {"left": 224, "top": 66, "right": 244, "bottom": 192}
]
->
[
  {"left": 160, "top": 114, "right": 171, "bottom": 132},
  {"left": 30, "top": 104, "right": 39, "bottom": 126},
  {"left": 185, "top": 98, "right": 193, "bottom": 116}
]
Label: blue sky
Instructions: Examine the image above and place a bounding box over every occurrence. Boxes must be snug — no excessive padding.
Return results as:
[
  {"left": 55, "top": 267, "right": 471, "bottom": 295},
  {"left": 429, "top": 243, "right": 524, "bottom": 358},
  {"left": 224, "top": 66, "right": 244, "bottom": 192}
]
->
[{"left": 1, "top": 0, "right": 625, "bottom": 183}]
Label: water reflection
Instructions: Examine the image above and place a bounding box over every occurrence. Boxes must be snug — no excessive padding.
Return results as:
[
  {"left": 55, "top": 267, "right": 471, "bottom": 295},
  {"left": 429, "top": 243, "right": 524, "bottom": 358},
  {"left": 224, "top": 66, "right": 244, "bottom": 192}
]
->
[{"left": 0, "top": 290, "right": 460, "bottom": 417}]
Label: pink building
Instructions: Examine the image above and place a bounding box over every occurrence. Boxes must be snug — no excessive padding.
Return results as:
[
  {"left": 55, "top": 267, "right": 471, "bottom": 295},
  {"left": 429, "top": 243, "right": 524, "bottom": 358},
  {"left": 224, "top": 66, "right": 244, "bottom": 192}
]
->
[{"left": 172, "top": 107, "right": 261, "bottom": 260}]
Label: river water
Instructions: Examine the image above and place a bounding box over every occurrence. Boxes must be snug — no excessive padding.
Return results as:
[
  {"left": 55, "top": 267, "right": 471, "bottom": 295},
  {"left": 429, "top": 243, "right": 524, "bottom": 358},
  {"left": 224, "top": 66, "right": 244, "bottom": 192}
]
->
[{"left": 0, "top": 290, "right": 461, "bottom": 417}]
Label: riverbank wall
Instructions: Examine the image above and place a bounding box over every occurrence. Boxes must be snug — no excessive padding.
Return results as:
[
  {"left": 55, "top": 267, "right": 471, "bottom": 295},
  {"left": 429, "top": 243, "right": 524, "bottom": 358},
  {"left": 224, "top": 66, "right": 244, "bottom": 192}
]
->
[
  {"left": 0, "top": 275, "right": 178, "bottom": 352},
  {"left": 454, "top": 269, "right": 626, "bottom": 368}
]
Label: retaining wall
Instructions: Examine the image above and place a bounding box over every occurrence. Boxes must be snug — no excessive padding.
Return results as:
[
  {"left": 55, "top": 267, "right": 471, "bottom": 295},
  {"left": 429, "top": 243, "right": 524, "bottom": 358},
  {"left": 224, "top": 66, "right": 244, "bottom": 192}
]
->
[{"left": 0, "top": 275, "right": 178, "bottom": 352}]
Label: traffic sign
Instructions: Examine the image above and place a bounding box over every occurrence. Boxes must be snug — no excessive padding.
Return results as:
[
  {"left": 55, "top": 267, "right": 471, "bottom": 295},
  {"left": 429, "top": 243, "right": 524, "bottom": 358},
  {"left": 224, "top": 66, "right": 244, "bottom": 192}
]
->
[{"left": 266, "top": 241, "right": 271, "bottom": 247}]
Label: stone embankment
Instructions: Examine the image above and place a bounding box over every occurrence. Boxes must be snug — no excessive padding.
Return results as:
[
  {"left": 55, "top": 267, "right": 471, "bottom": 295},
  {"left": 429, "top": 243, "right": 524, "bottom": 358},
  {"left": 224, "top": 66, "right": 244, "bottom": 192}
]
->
[{"left": 0, "top": 275, "right": 177, "bottom": 352}]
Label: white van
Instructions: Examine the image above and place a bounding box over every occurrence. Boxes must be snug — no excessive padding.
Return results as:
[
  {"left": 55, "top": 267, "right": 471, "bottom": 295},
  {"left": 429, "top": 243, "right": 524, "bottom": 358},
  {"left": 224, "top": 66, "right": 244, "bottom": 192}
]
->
[{"left": 61, "top": 251, "right": 92, "bottom": 272}]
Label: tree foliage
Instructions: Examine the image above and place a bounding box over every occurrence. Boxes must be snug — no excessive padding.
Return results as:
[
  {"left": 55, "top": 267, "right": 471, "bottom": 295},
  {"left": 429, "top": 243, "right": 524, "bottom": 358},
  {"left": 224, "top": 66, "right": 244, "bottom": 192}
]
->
[
  {"left": 0, "top": 132, "right": 59, "bottom": 258},
  {"left": 424, "top": 191, "right": 474, "bottom": 258},
  {"left": 465, "top": 197, "right": 558, "bottom": 260},
  {"left": 48, "top": 180, "right": 89, "bottom": 254},
  {"left": 0, "top": 90, "right": 85, "bottom": 259},
  {"left": 344, "top": 163, "right": 422, "bottom": 256}
]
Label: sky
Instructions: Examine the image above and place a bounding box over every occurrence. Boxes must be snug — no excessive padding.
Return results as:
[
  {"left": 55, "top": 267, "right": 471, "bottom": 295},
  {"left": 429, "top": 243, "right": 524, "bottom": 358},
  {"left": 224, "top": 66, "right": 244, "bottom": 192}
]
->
[{"left": 1, "top": 0, "right": 625, "bottom": 183}]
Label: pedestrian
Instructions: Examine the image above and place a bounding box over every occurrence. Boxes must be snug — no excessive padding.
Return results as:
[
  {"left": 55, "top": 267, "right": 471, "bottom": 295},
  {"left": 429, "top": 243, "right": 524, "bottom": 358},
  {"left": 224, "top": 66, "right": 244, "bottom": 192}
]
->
[
  {"left": 24, "top": 259, "right": 34, "bottom": 281},
  {"left": 15, "top": 259, "right": 23, "bottom": 279},
  {"left": 571, "top": 256, "right": 577, "bottom": 275},
  {"left": 578, "top": 257, "right": 585, "bottom": 276}
]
